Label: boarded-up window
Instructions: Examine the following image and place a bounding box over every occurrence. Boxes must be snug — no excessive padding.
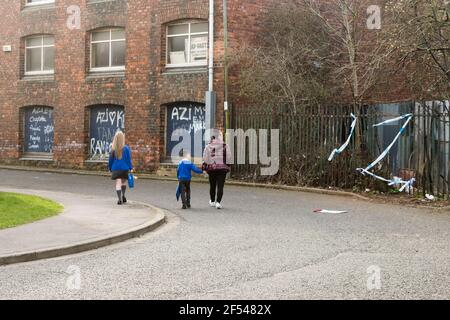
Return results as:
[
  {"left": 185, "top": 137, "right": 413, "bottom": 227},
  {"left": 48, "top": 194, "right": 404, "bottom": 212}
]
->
[
  {"left": 89, "top": 105, "right": 125, "bottom": 160},
  {"left": 24, "top": 106, "right": 54, "bottom": 154},
  {"left": 166, "top": 102, "right": 205, "bottom": 160}
]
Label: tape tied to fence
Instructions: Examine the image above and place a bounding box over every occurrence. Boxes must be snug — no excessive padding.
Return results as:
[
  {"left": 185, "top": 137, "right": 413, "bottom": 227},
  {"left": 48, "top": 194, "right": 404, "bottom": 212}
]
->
[
  {"left": 328, "top": 113, "right": 357, "bottom": 161},
  {"left": 358, "top": 168, "right": 416, "bottom": 192},
  {"left": 357, "top": 113, "right": 415, "bottom": 192}
]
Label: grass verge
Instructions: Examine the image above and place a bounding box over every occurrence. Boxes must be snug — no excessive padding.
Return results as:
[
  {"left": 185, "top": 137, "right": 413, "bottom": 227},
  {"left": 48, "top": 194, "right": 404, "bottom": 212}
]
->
[{"left": 0, "top": 192, "right": 63, "bottom": 230}]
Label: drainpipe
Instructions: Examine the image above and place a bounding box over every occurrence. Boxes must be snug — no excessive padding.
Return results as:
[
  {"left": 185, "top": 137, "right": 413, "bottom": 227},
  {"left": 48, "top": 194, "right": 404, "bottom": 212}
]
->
[
  {"left": 205, "top": 0, "right": 216, "bottom": 142},
  {"left": 223, "top": 0, "right": 230, "bottom": 142},
  {"left": 208, "top": 0, "right": 214, "bottom": 93}
]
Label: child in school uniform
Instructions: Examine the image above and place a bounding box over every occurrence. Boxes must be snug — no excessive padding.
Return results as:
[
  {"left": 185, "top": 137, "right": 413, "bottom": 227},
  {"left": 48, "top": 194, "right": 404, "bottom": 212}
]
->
[{"left": 177, "top": 150, "right": 203, "bottom": 209}]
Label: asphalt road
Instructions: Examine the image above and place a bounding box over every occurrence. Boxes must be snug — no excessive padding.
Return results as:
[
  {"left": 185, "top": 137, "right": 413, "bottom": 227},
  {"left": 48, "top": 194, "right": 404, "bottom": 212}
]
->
[{"left": 0, "top": 169, "right": 449, "bottom": 299}]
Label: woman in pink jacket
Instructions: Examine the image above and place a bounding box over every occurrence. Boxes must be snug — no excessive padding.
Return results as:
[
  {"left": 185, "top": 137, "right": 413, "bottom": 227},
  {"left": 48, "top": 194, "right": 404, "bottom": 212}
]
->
[{"left": 203, "top": 133, "right": 232, "bottom": 209}]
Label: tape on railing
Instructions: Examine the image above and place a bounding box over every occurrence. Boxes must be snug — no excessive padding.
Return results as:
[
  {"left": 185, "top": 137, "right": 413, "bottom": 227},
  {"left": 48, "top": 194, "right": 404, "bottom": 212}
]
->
[
  {"left": 328, "top": 113, "right": 357, "bottom": 161},
  {"left": 357, "top": 114, "right": 415, "bottom": 193},
  {"left": 363, "top": 114, "right": 413, "bottom": 172}
]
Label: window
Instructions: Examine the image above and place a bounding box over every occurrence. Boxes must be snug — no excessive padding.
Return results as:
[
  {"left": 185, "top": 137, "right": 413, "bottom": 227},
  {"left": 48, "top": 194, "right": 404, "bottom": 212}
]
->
[
  {"left": 166, "top": 22, "right": 208, "bottom": 67},
  {"left": 24, "top": 106, "right": 54, "bottom": 154},
  {"left": 25, "top": 35, "right": 55, "bottom": 75},
  {"left": 91, "top": 28, "right": 126, "bottom": 72},
  {"left": 25, "top": 0, "right": 55, "bottom": 6}
]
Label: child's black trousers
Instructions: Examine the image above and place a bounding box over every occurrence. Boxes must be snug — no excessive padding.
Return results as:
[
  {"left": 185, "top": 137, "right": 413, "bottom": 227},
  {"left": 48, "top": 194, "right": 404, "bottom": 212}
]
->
[{"left": 180, "top": 180, "right": 191, "bottom": 205}]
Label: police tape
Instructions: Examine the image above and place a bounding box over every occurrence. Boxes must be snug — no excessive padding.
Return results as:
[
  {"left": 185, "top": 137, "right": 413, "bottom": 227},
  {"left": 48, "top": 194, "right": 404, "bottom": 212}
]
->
[
  {"left": 361, "top": 113, "right": 413, "bottom": 172},
  {"left": 328, "top": 113, "right": 357, "bottom": 161},
  {"left": 357, "top": 113, "right": 415, "bottom": 192},
  {"left": 357, "top": 168, "right": 416, "bottom": 192},
  {"left": 372, "top": 113, "right": 413, "bottom": 127}
]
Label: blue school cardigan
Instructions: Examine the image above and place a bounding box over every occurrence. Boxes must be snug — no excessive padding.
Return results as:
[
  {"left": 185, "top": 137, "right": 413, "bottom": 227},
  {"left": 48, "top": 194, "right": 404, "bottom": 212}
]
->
[
  {"left": 108, "top": 145, "right": 133, "bottom": 172},
  {"left": 177, "top": 159, "right": 202, "bottom": 181}
]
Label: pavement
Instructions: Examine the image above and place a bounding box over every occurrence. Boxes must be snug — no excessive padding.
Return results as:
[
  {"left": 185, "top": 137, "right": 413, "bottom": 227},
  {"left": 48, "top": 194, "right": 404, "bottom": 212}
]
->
[
  {"left": 0, "top": 168, "right": 449, "bottom": 300},
  {"left": 0, "top": 187, "right": 165, "bottom": 266}
]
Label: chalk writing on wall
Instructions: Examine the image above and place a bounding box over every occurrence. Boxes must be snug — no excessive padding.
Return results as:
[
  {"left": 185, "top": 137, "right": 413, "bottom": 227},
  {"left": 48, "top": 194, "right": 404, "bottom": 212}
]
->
[
  {"left": 24, "top": 107, "right": 54, "bottom": 153},
  {"left": 166, "top": 102, "right": 206, "bottom": 158},
  {"left": 90, "top": 105, "right": 125, "bottom": 159}
]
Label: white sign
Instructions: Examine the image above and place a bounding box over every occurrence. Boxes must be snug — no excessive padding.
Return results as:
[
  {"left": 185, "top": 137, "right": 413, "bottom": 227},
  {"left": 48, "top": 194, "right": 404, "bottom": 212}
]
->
[
  {"left": 2, "top": 45, "right": 11, "bottom": 52},
  {"left": 190, "top": 37, "right": 208, "bottom": 62}
]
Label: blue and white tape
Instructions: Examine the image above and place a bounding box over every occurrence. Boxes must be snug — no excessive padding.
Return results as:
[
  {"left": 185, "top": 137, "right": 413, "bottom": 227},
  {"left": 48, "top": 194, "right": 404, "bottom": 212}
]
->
[
  {"left": 328, "top": 113, "right": 357, "bottom": 161},
  {"left": 357, "top": 114, "right": 415, "bottom": 192},
  {"left": 361, "top": 114, "right": 413, "bottom": 172},
  {"left": 372, "top": 113, "right": 413, "bottom": 127},
  {"left": 358, "top": 168, "right": 416, "bottom": 192}
]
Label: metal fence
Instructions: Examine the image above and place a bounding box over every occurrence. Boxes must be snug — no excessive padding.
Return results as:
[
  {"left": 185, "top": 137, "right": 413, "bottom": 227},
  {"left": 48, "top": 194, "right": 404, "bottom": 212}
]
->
[{"left": 231, "top": 101, "right": 450, "bottom": 199}]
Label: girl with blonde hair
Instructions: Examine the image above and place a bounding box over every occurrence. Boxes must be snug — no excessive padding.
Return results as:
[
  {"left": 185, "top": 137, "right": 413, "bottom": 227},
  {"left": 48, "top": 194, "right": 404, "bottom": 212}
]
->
[{"left": 108, "top": 130, "right": 133, "bottom": 205}]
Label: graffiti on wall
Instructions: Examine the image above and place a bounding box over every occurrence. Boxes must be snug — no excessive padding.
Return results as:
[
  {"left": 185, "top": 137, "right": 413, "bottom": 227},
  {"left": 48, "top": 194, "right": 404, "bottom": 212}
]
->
[
  {"left": 90, "top": 105, "right": 125, "bottom": 159},
  {"left": 24, "top": 107, "right": 54, "bottom": 153},
  {"left": 166, "top": 102, "right": 206, "bottom": 158}
]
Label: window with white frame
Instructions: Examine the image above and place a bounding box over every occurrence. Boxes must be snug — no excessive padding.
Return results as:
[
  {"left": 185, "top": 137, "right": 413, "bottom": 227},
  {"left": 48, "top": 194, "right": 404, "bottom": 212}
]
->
[
  {"left": 90, "top": 28, "right": 126, "bottom": 72},
  {"left": 25, "top": 35, "right": 55, "bottom": 75},
  {"left": 166, "top": 22, "right": 208, "bottom": 67},
  {"left": 26, "top": 0, "right": 55, "bottom": 6}
]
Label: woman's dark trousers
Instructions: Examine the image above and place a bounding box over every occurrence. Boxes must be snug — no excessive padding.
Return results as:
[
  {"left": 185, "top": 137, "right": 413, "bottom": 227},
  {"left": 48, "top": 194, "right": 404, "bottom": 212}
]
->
[{"left": 209, "top": 172, "right": 226, "bottom": 203}]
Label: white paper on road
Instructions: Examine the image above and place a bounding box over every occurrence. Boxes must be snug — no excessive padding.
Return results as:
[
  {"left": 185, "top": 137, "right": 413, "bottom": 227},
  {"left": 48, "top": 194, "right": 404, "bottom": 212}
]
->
[{"left": 313, "top": 209, "right": 348, "bottom": 214}]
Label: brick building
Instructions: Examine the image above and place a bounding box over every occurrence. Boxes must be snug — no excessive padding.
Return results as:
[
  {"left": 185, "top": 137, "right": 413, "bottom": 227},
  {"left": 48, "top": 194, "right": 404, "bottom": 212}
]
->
[{"left": 0, "top": 0, "right": 269, "bottom": 172}]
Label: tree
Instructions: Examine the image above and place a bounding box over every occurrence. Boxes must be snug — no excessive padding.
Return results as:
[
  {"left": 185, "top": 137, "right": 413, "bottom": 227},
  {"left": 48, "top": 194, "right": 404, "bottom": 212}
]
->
[
  {"left": 300, "top": 0, "right": 395, "bottom": 111},
  {"left": 296, "top": 0, "right": 396, "bottom": 157},
  {"left": 384, "top": 0, "right": 450, "bottom": 101},
  {"left": 235, "top": 3, "right": 336, "bottom": 114}
]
